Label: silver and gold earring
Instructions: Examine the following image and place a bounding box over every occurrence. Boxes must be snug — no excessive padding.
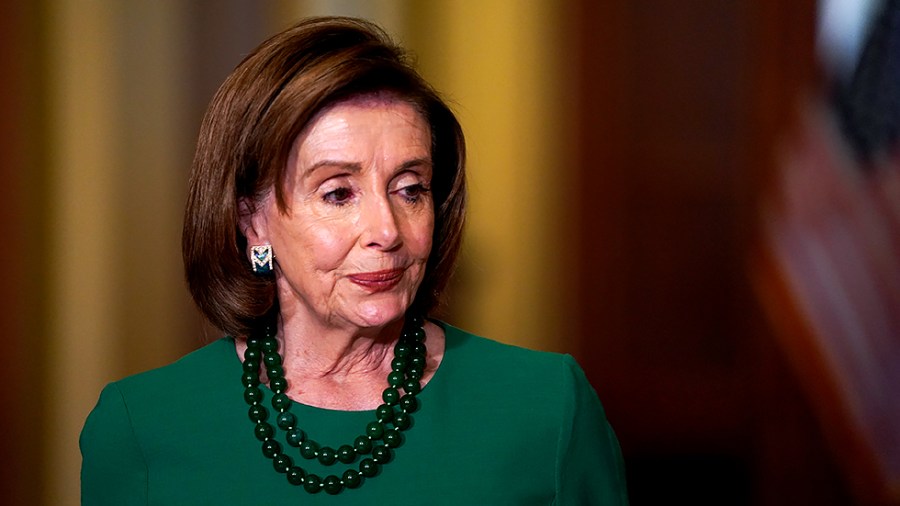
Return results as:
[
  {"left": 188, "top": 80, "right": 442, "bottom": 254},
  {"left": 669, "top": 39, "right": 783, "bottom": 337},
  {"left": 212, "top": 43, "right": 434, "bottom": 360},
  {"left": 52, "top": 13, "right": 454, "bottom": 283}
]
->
[{"left": 250, "top": 245, "right": 274, "bottom": 275}]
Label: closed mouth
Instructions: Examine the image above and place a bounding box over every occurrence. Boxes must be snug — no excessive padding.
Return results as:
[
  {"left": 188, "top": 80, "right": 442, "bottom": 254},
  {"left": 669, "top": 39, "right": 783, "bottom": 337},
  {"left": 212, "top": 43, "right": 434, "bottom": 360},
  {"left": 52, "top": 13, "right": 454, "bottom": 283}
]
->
[{"left": 348, "top": 268, "right": 405, "bottom": 291}]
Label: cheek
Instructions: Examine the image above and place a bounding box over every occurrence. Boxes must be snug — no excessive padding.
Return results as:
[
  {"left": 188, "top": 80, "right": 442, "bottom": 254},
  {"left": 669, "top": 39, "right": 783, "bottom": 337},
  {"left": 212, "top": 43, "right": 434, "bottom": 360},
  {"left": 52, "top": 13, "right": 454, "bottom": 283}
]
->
[
  {"left": 278, "top": 217, "right": 355, "bottom": 271},
  {"left": 409, "top": 211, "right": 435, "bottom": 259},
  {"left": 305, "top": 226, "right": 355, "bottom": 269}
]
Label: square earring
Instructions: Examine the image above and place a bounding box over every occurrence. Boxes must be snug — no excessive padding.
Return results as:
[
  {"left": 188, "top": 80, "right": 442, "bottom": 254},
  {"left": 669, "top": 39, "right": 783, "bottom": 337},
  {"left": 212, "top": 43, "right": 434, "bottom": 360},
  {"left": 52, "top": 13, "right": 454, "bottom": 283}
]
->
[{"left": 250, "top": 245, "right": 274, "bottom": 275}]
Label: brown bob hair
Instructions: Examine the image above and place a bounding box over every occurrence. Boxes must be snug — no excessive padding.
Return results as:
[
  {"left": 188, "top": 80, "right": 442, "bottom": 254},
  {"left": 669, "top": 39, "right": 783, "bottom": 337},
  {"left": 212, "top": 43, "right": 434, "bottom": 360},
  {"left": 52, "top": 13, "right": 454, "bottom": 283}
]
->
[{"left": 182, "top": 17, "right": 467, "bottom": 337}]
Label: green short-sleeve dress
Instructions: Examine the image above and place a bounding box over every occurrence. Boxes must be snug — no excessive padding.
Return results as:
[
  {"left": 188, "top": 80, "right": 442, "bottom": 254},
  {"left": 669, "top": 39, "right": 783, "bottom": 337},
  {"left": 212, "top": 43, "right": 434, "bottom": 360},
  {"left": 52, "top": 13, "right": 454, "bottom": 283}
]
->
[{"left": 80, "top": 322, "right": 628, "bottom": 505}]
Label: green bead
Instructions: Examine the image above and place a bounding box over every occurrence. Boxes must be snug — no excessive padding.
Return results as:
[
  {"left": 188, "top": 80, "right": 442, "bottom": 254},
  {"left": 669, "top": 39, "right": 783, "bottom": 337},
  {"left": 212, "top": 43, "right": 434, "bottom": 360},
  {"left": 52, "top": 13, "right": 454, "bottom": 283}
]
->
[
  {"left": 300, "top": 440, "right": 319, "bottom": 459},
  {"left": 412, "top": 342, "right": 426, "bottom": 356},
  {"left": 394, "top": 343, "right": 411, "bottom": 358},
  {"left": 366, "top": 421, "right": 384, "bottom": 439},
  {"left": 323, "top": 475, "right": 343, "bottom": 495},
  {"left": 383, "top": 428, "right": 403, "bottom": 448},
  {"left": 248, "top": 404, "right": 268, "bottom": 423},
  {"left": 387, "top": 371, "right": 404, "bottom": 386},
  {"left": 317, "top": 446, "right": 337, "bottom": 465},
  {"left": 342, "top": 469, "right": 362, "bottom": 489},
  {"left": 287, "top": 466, "right": 305, "bottom": 485},
  {"left": 411, "top": 327, "right": 426, "bottom": 341},
  {"left": 407, "top": 366, "right": 423, "bottom": 380},
  {"left": 409, "top": 315, "right": 424, "bottom": 328},
  {"left": 241, "top": 371, "right": 259, "bottom": 388},
  {"left": 270, "top": 377, "right": 288, "bottom": 394},
  {"left": 400, "top": 394, "right": 418, "bottom": 413},
  {"left": 390, "top": 357, "right": 408, "bottom": 371},
  {"left": 286, "top": 427, "right": 305, "bottom": 447},
  {"left": 243, "top": 386, "right": 262, "bottom": 405},
  {"left": 410, "top": 354, "right": 427, "bottom": 368},
  {"left": 261, "top": 337, "right": 278, "bottom": 354},
  {"left": 254, "top": 422, "right": 274, "bottom": 441},
  {"left": 276, "top": 411, "right": 296, "bottom": 430},
  {"left": 359, "top": 458, "right": 378, "bottom": 478},
  {"left": 393, "top": 411, "right": 411, "bottom": 430},
  {"left": 263, "top": 352, "right": 282, "bottom": 368},
  {"left": 271, "top": 393, "right": 292, "bottom": 411},
  {"left": 243, "top": 347, "right": 261, "bottom": 363},
  {"left": 242, "top": 360, "right": 259, "bottom": 373},
  {"left": 246, "top": 336, "right": 261, "bottom": 350},
  {"left": 354, "top": 435, "right": 372, "bottom": 454},
  {"left": 267, "top": 364, "right": 285, "bottom": 380},
  {"left": 375, "top": 404, "right": 394, "bottom": 423},
  {"left": 372, "top": 445, "right": 392, "bottom": 464},
  {"left": 262, "top": 439, "right": 282, "bottom": 458},
  {"left": 303, "top": 473, "right": 322, "bottom": 494},
  {"left": 273, "top": 453, "right": 292, "bottom": 473},
  {"left": 382, "top": 387, "right": 400, "bottom": 405},
  {"left": 402, "top": 378, "right": 421, "bottom": 395},
  {"left": 337, "top": 445, "right": 356, "bottom": 464}
]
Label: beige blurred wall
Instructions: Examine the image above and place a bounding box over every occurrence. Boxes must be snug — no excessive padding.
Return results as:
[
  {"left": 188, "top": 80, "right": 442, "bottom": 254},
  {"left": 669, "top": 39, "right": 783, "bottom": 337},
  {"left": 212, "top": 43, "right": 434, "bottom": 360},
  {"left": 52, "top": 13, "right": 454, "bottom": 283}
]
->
[
  {"left": 43, "top": 2, "right": 196, "bottom": 504},
  {"left": 35, "top": 1, "right": 571, "bottom": 504}
]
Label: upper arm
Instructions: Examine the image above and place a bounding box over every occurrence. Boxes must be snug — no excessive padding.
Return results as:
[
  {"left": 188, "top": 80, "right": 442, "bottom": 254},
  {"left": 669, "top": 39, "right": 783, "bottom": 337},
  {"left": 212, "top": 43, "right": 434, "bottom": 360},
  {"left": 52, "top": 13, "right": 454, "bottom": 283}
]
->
[
  {"left": 80, "top": 383, "right": 148, "bottom": 506},
  {"left": 554, "top": 355, "right": 629, "bottom": 505}
]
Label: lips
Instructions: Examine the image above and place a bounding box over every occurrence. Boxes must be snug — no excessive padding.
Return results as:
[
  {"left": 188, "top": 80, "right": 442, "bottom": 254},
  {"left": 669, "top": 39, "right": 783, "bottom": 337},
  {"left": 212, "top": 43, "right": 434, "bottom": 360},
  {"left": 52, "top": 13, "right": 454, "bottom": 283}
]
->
[{"left": 348, "top": 268, "right": 405, "bottom": 291}]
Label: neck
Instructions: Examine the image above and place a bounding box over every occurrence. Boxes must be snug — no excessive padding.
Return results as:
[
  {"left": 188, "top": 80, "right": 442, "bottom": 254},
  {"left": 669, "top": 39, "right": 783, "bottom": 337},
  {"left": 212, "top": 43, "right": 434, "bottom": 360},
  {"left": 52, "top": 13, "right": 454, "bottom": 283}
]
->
[
  {"left": 277, "top": 315, "right": 404, "bottom": 380},
  {"left": 234, "top": 314, "right": 445, "bottom": 411},
  {"left": 259, "top": 311, "right": 406, "bottom": 410}
]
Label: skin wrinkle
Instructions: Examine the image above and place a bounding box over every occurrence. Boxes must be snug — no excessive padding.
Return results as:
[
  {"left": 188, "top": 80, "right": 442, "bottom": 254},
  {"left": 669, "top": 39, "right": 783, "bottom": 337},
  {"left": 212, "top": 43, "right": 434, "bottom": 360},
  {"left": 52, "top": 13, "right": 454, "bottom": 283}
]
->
[{"left": 237, "top": 97, "right": 445, "bottom": 410}]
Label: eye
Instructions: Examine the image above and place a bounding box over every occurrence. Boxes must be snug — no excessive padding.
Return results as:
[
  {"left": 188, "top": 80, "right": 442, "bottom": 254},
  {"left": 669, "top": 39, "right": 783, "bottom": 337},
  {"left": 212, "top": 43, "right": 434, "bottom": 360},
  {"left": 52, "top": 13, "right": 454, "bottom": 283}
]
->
[
  {"left": 394, "top": 183, "right": 431, "bottom": 203},
  {"left": 323, "top": 187, "right": 354, "bottom": 206}
]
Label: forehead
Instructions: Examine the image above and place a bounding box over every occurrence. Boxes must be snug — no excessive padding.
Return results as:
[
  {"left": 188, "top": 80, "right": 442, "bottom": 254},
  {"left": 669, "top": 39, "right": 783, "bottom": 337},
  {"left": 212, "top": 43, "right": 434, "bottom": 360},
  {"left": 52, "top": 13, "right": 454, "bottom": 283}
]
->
[{"left": 293, "top": 95, "right": 431, "bottom": 157}]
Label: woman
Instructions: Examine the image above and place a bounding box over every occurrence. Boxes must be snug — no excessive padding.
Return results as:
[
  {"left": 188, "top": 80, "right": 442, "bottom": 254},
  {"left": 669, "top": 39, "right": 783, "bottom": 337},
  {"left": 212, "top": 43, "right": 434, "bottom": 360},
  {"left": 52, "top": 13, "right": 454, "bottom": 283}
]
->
[{"left": 81, "top": 17, "right": 628, "bottom": 504}]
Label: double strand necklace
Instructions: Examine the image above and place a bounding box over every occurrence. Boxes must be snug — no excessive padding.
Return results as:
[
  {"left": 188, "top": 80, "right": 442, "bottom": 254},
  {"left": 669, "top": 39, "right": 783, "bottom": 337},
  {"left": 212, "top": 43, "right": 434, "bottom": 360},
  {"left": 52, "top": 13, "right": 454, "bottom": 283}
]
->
[{"left": 241, "top": 315, "right": 427, "bottom": 495}]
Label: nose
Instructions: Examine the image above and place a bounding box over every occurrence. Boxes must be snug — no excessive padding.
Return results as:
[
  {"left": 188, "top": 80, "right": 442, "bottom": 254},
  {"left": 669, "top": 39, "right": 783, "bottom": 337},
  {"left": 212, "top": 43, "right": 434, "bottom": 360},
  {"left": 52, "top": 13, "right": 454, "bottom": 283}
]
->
[{"left": 359, "top": 193, "right": 402, "bottom": 251}]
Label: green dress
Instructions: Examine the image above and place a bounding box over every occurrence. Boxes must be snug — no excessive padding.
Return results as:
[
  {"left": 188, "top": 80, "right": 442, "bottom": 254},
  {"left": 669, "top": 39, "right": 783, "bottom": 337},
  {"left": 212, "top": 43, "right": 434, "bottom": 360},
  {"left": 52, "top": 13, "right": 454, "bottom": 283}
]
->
[{"left": 81, "top": 322, "right": 628, "bottom": 505}]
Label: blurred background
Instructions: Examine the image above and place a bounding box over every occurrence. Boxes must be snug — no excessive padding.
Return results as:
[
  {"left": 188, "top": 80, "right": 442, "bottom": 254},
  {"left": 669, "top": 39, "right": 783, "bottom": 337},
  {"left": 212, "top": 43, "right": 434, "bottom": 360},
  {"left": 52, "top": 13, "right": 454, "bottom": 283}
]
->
[{"left": 1, "top": 0, "right": 898, "bottom": 504}]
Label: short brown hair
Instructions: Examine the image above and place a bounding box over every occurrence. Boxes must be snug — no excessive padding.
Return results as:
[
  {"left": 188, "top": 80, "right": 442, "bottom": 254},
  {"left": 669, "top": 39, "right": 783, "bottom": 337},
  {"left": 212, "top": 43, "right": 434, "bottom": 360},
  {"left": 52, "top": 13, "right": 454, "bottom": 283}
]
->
[{"left": 182, "top": 17, "right": 466, "bottom": 337}]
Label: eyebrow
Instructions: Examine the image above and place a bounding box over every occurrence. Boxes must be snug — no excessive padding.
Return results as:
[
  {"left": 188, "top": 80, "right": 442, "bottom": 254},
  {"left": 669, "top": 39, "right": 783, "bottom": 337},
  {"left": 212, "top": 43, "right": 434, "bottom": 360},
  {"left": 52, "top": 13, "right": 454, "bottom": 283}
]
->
[
  {"left": 303, "top": 157, "right": 433, "bottom": 177},
  {"left": 397, "top": 157, "right": 433, "bottom": 172},
  {"left": 304, "top": 160, "right": 362, "bottom": 175}
]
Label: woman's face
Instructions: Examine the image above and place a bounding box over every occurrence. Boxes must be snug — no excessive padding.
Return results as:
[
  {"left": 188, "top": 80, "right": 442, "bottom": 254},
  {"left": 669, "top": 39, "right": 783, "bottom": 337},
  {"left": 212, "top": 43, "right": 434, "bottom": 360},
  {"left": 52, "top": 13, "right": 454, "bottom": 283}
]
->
[{"left": 244, "top": 97, "right": 434, "bottom": 331}]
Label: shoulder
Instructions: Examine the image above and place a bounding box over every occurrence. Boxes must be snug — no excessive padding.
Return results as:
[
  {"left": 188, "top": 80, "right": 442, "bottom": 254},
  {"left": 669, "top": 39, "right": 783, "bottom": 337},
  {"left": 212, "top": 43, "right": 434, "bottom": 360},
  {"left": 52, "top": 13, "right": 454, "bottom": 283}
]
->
[
  {"left": 81, "top": 337, "right": 238, "bottom": 453},
  {"left": 114, "top": 337, "right": 235, "bottom": 396},
  {"left": 81, "top": 338, "right": 241, "bottom": 465},
  {"left": 440, "top": 321, "right": 591, "bottom": 384},
  {"left": 80, "top": 338, "right": 253, "bottom": 504},
  {"left": 437, "top": 322, "right": 601, "bottom": 414},
  {"left": 438, "top": 323, "right": 630, "bottom": 503},
  {"left": 432, "top": 322, "right": 628, "bottom": 502}
]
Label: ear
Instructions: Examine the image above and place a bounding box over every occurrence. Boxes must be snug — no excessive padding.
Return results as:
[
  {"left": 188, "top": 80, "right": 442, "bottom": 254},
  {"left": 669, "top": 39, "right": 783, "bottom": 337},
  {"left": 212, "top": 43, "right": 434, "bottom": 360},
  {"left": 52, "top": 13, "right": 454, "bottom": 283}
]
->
[{"left": 238, "top": 197, "right": 268, "bottom": 246}]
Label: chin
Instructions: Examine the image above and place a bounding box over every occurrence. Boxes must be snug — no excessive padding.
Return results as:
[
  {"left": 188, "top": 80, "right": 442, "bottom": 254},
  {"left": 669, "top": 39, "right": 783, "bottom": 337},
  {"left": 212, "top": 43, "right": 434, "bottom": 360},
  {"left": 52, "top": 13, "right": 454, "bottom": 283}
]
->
[{"left": 349, "top": 299, "right": 410, "bottom": 330}]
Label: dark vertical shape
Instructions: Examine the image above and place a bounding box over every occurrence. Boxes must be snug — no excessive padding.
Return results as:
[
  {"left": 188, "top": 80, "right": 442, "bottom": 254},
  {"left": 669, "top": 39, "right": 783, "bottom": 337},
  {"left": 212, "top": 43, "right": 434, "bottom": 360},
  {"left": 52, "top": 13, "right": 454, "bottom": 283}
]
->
[
  {"left": 569, "top": 0, "right": 631, "bottom": 386},
  {"left": 743, "top": 2, "right": 858, "bottom": 505},
  {"left": 0, "top": 2, "right": 25, "bottom": 503},
  {"left": 0, "top": 1, "right": 41, "bottom": 503},
  {"left": 568, "top": 0, "right": 851, "bottom": 503}
]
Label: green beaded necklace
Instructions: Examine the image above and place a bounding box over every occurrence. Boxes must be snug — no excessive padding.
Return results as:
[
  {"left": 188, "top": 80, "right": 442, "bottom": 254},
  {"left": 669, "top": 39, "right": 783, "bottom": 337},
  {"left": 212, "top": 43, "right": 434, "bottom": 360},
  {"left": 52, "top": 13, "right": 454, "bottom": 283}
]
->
[{"left": 241, "top": 315, "right": 427, "bottom": 495}]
